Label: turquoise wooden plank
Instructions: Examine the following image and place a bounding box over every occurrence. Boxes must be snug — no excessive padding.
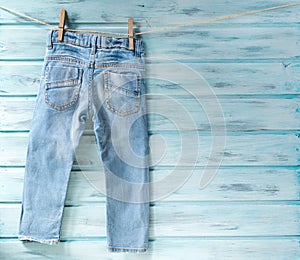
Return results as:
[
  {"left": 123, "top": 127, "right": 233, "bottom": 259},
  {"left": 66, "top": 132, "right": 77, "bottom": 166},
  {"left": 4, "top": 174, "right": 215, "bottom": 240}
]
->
[
  {"left": 148, "top": 62, "right": 300, "bottom": 96},
  {"left": 1, "top": 203, "right": 299, "bottom": 238},
  {"left": 2, "top": 62, "right": 300, "bottom": 96},
  {"left": 0, "top": 238, "right": 300, "bottom": 260},
  {"left": 1, "top": 167, "right": 299, "bottom": 204},
  {"left": 0, "top": 26, "right": 299, "bottom": 60},
  {"left": 0, "top": 132, "right": 299, "bottom": 167},
  {"left": 1, "top": 0, "right": 300, "bottom": 25},
  {"left": 1, "top": 97, "right": 300, "bottom": 131},
  {"left": 0, "top": 63, "right": 41, "bottom": 95},
  {"left": 0, "top": 238, "right": 299, "bottom": 260}
]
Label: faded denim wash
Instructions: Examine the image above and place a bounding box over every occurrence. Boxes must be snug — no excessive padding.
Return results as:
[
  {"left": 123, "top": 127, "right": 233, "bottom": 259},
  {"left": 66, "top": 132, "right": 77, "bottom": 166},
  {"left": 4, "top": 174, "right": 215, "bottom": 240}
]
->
[{"left": 19, "top": 30, "right": 150, "bottom": 253}]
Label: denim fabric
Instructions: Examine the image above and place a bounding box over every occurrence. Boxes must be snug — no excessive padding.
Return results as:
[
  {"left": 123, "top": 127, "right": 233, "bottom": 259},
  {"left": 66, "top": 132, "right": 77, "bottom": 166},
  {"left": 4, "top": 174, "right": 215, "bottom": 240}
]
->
[{"left": 19, "top": 30, "right": 149, "bottom": 253}]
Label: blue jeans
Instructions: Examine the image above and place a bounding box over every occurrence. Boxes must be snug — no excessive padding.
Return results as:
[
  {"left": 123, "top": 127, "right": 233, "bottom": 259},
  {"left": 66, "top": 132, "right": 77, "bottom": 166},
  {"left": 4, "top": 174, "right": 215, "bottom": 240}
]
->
[{"left": 19, "top": 30, "right": 149, "bottom": 253}]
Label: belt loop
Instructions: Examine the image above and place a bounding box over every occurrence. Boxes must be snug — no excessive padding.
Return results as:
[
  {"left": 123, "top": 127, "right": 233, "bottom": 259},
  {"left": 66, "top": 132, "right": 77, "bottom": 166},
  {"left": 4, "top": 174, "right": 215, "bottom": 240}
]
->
[
  {"left": 47, "top": 30, "right": 53, "bottom": 49},
  {"left": 98, "top": 35, "right": 103, "bottom": 49},
  {"left": 101, "top": 36, "right": 106, "bottom": 48},
  {"left": 134, "top": 39, "right": 141, "bottom": 57},
  {"left": 91, "top": 35, "right": 97, "bottom": 54}
]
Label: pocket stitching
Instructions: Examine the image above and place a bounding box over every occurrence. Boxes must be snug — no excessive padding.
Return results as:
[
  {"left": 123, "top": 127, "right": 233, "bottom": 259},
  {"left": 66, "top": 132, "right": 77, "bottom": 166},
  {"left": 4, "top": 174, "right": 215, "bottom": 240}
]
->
[
  {"left": 45, "top": 78, "right": 79, "bottom": 89},
  {"left": 44, "top": 67, "right": 82, "bottom": 111},
  {"left": 104, "top": 71, "right": 141, "bottom": 116},
  {"left": 45, "top": 65, "right": 79, "bottom": 84}
]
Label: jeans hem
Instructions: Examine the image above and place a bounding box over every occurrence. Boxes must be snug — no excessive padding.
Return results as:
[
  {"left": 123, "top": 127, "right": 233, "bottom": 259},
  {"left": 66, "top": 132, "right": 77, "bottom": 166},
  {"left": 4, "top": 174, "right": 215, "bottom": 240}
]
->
[
  {"left": 18, "top": 235, "right": 59, "bottom": 245},
  {"left": 108, "top": 246, "right": 148, "bottom": 253}
]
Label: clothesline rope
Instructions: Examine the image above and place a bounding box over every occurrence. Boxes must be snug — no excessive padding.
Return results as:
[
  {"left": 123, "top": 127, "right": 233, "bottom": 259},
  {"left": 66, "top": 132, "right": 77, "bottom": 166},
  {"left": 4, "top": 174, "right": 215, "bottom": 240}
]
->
[
  {"left": 0, "top": 5, "right": 56, "bottom": 29},
  {"left": 1, "top": 2, "right": 300, "bottom": 36}
]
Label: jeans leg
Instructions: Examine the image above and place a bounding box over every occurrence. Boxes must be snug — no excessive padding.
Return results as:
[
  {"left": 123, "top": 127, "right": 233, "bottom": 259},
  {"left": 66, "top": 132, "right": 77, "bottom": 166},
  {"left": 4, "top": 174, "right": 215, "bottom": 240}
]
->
[
  {"left": 93, "top": 67, "right": 150, "bottom": 252},
  {"left": 19, "top": 63, "right": 88, "bottom": 244}
]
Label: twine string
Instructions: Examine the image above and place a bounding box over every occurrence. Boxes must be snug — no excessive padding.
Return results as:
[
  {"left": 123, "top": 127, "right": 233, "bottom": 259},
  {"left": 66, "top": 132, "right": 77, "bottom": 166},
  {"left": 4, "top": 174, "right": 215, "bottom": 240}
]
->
[
  {"left": 0, "top": 5, "right": 56, "bottom": 29},
  {"left": 1, "top": 2, "right": 300, "bottom": 36}
]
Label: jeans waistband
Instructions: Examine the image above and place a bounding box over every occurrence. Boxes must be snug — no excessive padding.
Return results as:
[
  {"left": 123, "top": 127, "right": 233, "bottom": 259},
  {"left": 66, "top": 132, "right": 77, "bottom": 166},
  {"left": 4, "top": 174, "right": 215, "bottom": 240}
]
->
[{"left": 47, "top": 30, "right": 144, "bottom": 56}]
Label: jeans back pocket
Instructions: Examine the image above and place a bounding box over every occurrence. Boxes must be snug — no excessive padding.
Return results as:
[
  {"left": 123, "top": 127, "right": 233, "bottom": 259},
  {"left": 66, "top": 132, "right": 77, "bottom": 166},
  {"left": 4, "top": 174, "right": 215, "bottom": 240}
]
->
[
  {"left": 104, "top": 70, "right": 141, "bottom": 116},
  {"left": 44, "top": 65, "right": 83, "bottom": 111}
]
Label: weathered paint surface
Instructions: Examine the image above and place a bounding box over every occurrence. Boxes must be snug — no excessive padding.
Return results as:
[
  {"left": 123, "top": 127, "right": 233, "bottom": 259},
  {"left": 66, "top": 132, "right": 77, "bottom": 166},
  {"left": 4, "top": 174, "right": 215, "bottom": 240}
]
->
[{"left": 0, "top": 0, "right": 300, "bottom": 259}]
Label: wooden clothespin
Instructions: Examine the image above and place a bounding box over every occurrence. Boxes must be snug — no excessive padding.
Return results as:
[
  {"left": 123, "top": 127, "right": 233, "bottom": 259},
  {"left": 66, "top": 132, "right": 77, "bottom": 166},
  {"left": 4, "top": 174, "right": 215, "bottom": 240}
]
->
[
  {"left": 128, "top": 18, "right": 134, "bottom": 51},
  {"left": 58, "top": 9, "right": 66, "bottom": 42}
]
